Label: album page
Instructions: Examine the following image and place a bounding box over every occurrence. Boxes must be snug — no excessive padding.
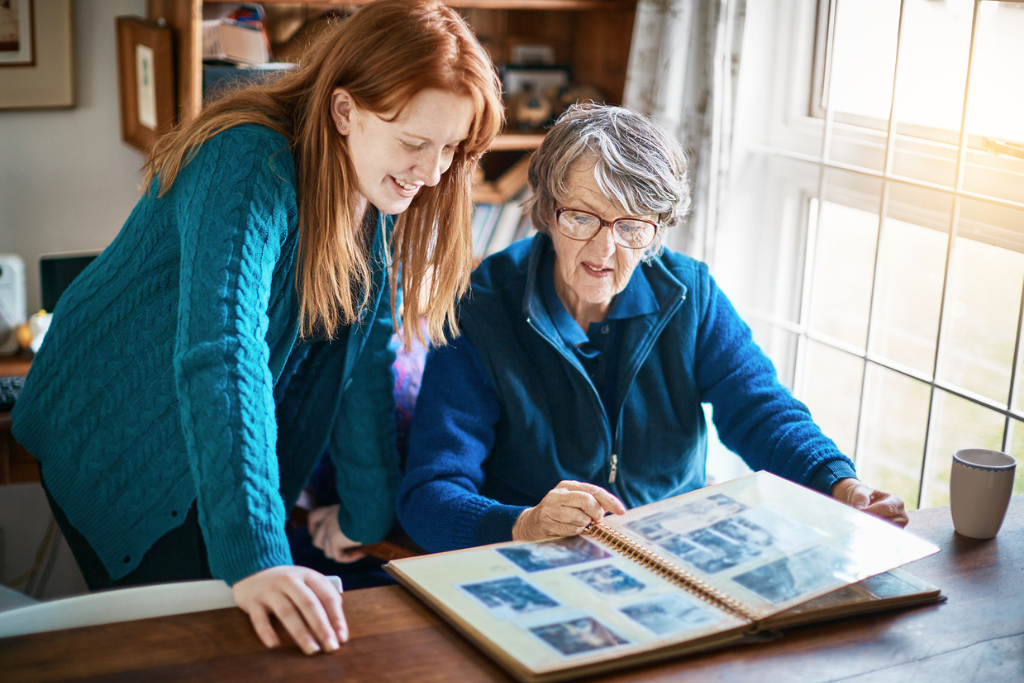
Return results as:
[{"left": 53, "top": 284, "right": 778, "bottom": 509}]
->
[
  {"left": 601, "top": 472, "right": 940, "bottom": 621},
  {"left": 388, "top": 530, "right": 752, "bottom": 682}
]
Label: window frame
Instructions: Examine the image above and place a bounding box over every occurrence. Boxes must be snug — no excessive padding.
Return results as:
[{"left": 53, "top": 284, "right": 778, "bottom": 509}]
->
[{"left": 723, "top": 0, "right": 1024, "bottom": 507}]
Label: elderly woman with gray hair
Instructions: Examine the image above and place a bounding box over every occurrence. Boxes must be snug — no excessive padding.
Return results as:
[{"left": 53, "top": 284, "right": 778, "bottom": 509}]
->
[{"left": 396, "top": 104, "right": 907, "bottom": 552}]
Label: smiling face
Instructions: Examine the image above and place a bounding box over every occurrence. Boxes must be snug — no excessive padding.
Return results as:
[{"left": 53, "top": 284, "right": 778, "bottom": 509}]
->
[
  {"left": 332, "top": 87, "right": 475, "bottom": 216},
  {"left": 549, "top": 161, "right": 655, "bottom": 330}
]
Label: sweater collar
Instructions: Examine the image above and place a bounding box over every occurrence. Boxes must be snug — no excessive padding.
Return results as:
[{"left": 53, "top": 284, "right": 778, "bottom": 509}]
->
[{"left": 524, "top": 234, "right": 686, "bottom": 345}]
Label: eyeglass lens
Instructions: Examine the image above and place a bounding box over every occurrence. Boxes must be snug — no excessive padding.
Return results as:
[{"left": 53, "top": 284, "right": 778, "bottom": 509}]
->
[{"left": 557, "top": 209, "right": 655, "bottom": 249}]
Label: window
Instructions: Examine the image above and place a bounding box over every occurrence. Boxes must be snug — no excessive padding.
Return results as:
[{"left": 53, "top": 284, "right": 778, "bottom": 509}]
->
[{"left": 718, "top": 0, "right": 1024, "bottom": 509}]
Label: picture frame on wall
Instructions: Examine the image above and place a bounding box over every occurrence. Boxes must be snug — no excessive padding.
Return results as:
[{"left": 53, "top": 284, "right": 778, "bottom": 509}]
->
[
  {"left": 116, "top": 15, "right": 176, "bottom": 154},
  {"left": 0, "top": 0, "right": 74, "bottom": 109}
]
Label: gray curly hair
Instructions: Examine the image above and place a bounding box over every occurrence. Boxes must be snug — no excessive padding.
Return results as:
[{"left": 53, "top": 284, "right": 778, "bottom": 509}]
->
[{"left": 524, "top": 103, "right": 690, "bottom": 257}]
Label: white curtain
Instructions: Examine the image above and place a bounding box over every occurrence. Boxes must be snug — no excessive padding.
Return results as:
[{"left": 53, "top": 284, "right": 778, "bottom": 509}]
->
[{"left": 623, "top": 0, "right": 747, "bottom": 266}]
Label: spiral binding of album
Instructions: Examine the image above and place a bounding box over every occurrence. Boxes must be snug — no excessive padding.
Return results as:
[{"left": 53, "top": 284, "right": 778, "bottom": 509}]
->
[{"left": 585, "top": 521, "right": 760, "bottom": 626}]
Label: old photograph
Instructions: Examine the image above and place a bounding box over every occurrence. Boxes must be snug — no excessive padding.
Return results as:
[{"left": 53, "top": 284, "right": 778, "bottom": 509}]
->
[
  {"left": 571, "top": 565, "right": 646, "bottom": 596},
  {"left": 460, "top": 576, "right": 560, "bottom": 619},
  {"left": 529, "top": 616, "right": 629, "bottom": 657},
  {"left": 626, "top": 494, "right": 748, "bottom": 542},
  {"left": 619, "top": 594, "right": 721, "bottom": 636},
  {"left": 497, "top": 535, "right": 611, "bottom": 573},
  {"left": 732, "top": 545, "right": 859, "bottom": 605}
]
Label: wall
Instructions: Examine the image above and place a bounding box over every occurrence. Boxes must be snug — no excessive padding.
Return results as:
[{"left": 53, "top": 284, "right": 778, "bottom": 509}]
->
[
  {"left": 0, "top": 0, "right": 148, "bottom": 600},
  {"left": 0, "top": 0, "right": 147, "bottom": 314}
]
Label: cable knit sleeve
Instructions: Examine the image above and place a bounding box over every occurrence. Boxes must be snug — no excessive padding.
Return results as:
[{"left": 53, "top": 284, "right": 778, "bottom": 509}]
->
[
  {"left": 693, "top": 267, "right": 857, "bottom": 493},
  {"left": 329, "top": 275, "right": 402, "bottom": 545},
  {"left": 171, "top": 126, "right": 298, "bottom": 584}
]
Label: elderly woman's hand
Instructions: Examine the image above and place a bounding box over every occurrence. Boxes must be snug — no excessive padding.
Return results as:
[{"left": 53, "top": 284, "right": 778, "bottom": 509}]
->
[
  {"left": 831, "top": 478, "right": 909, "bottom": 528},
  {"left": 512, "top": 480, "right": 627, "bottom": 542}
]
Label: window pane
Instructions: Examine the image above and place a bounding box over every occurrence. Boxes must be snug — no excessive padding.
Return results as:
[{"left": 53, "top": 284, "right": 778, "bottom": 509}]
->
[
  {"left": 830, "top": 0, "right": 899, "bottom": 121},
  {"left": 857, "top": 364, "right": 930, "bottom": 510},
  {"left": 1008, "top": 420, "right": 1024, "bottom": 496},
  {"left": 801, "top": 341, "right": 863, "bottom": 456},
  {"left": 969, "top": 1, "right": 1024, "bottom": 143},
  {"left": 808, "top": 197, "right": 878, "bottom": 349},
  {"left": 870, "top": 187, "right": 949, "bottom": 375},
  {"left": 717, "top": 156, "right": 814, "bottom": 326},
  {"left": 750, "top": 320, "right": 798, "bottom": 391},
  {"left": 937, "top": 235, "right": 1024, "bottom": 404},
  {"left": 889, "top": 0, "right": 973, "bottom": 135},
  {"left": 922, "top": 390, "right": 1006, "bottom": 508}
]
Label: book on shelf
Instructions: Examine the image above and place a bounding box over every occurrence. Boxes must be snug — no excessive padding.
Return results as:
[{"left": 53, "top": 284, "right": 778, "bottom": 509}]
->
[
  {"left": 471, "top": 202, "right": 499, "bottom": 258},
  {"left": 386, "top": 471, "right": 942, "bottom": 683},
  {"left": 483, "top": 196, "right": 524, "bottom": 258}
]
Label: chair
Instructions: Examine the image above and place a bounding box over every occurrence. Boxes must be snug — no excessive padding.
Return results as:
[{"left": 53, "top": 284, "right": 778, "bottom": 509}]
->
[
  {"left": 0, "top": 576, "right": 342, "bottom": 639},
  {"left": 0, "top": 584, "right": 38, "bottom": 612}
]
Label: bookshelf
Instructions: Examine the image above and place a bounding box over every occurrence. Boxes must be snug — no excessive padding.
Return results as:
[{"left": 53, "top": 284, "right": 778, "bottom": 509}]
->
[{"left": 144, "top": 0, "right": 637, "bottom": 204}]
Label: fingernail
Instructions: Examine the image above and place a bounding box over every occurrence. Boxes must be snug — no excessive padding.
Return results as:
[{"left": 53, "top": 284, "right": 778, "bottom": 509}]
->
[
  {"left": 306, "top": 641, "right": 321, "bottom": 655},
  {"left": 327, "top": 636, "right": 340, "bottom": 651}
]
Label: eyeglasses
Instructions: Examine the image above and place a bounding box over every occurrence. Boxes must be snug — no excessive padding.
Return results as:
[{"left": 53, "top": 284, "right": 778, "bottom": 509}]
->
[{"left": 555, "top": 208, "right": 659, "bottom": 250}]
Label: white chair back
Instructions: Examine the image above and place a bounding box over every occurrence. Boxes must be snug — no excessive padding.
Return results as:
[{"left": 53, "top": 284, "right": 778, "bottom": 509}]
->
[
  {"left": 0, "top": 579, "right": 236, "bottom": 638},
  {"left": 0, "top": 574, "right": 344, "bottom": 639}
]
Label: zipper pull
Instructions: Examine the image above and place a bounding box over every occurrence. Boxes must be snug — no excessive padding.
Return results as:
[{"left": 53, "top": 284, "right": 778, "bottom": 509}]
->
[{"left": 609, "top": 453, "right": 618, "bottom": 483}]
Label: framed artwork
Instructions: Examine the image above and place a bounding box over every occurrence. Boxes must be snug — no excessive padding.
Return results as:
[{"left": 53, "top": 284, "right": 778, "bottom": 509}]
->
[
  {"left": 0, "top": 0, "right": 74, "bottom": 109},
  {"left": 116, "top": 15, "right": 176, "bottom": 153}
]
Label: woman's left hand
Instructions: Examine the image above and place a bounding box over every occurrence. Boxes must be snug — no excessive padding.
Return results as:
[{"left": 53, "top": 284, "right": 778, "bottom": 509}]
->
[
  {"left": 831, "top": 478, "right": 909, "bottom": 528},
  {"left": 308, "top": 505, "right": 367, "bottom": 563}
]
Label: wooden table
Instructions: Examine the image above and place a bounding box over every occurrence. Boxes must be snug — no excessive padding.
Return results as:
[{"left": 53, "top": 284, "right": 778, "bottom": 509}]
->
[{"left": 3, "top": 498, "right": 1022, "bottom": 683}]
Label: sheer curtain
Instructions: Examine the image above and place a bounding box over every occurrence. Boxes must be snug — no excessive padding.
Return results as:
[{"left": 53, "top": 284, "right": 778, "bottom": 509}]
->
[{"left": 623, "top": 0, "right": 747, "bottom": 266}]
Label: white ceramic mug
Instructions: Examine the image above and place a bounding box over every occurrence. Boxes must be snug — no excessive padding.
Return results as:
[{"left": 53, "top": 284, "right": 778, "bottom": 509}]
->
[{"left": 950, "top": 449, "right": 1016, "bottom": 539}]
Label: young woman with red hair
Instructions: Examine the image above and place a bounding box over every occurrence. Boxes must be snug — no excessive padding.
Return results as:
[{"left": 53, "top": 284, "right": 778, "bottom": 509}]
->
[{"left": 13, "top": 0, "right": 502, "bottom": 655}]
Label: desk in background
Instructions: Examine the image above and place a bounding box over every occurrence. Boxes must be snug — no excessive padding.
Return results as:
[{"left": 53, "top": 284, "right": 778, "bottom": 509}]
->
[
  {"left": 3, "top": 498, "right": 1022, "bottom": 683},
  {"left": 0, "top": 352, "right": 37, "bottom": 485}
]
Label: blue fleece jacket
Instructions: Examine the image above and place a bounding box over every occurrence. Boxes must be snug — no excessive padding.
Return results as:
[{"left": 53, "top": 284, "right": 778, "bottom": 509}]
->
[
  {"left": 13, "top": 125, "right": 400, "bottom": 584},
  {"left": 397, "top": 235, "right": 856, "bottom": 552}
]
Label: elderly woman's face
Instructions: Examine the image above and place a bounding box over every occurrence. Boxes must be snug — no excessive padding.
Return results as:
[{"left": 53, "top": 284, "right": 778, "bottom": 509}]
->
[{"left": 549, "top": 162, "right": 654, "bottom": 324}]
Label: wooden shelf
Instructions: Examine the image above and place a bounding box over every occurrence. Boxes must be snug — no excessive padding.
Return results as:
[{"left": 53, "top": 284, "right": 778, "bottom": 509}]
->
[
  {"left": 488, "top": 133, "right": 545, "bottom": 152},
  {"left": 259, "top": 0, "right": 637, "bottom": 10},
  {"left": 146, "top": 0, "right": 637, "bottom": 204},
  {"left": 473, "top": 154, "right": 531, "bottom": 203}
]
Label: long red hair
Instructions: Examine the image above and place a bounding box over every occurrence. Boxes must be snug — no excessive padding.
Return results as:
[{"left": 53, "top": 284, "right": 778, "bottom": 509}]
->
[{"left": 143, "top": 0, "right": 503, "bottom": 345}]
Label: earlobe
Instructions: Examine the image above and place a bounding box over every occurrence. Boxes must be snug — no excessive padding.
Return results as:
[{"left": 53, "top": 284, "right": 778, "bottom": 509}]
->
[{"left": 330, "top": 87, "right": 354, "bottom": 135}]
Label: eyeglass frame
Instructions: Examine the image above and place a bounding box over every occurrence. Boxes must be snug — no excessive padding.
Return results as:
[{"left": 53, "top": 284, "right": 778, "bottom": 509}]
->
[{"left": 554, "top": 207, "right": 660, "bottom": 250}]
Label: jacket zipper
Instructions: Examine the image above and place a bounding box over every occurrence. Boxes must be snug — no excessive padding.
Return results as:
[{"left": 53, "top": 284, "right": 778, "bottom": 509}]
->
[{"left": 609, "top": 453, "right": 618, "bottom": 483}]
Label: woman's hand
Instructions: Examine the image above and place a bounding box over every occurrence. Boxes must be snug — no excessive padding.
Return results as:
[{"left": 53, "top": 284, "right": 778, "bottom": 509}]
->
[
  {"left": 831, "top": 478, "right": 909, "bottom": 528},
  {"left": 512, "top": 480, "right": 627, "bottom": 542},
  {"left": 308, "top": 504, "right": 367, "bottom": 564},
  {"left": 231, "top": 566, "right": 347, "bottom": 655}
]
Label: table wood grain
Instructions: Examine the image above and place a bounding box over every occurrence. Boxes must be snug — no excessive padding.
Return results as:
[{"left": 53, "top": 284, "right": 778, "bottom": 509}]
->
[{"left": 2, "top": 498, "right": 1022, "bottom": 683}]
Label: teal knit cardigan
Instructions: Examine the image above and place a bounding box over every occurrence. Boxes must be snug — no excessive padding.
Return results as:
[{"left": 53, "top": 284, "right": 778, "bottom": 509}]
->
[{"left": 13, "top": 125, "right": 401, "bottom": 584}]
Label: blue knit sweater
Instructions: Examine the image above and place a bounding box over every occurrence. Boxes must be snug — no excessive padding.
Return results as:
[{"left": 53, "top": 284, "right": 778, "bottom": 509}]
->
[
  {"left": 397, "top": 235, "right": 857, "bottom": 552},
  {"left": 13, "top": 125, "right": 401, "bottom": 584}
]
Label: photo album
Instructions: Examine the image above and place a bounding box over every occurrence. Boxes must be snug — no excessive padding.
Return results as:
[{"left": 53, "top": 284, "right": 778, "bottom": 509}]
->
[{"left": 386, "top": 472, "right": 943, "bottom": 683}]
